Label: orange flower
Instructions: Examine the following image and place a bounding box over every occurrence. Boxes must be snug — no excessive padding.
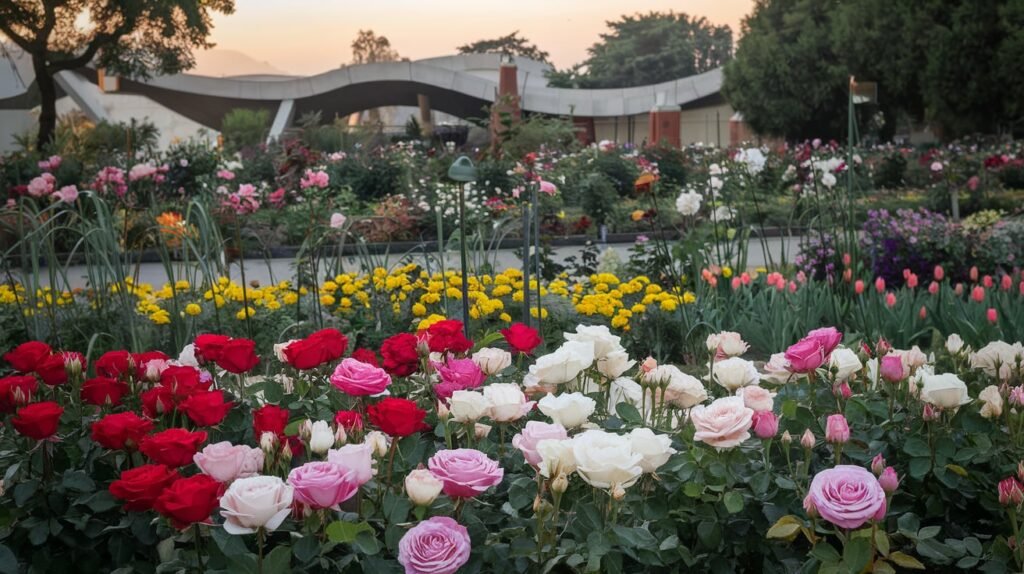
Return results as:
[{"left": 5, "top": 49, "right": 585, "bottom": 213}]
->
[
  {"left": 156, "top": 212, "right": 187, "bottom": 247},
  {"left": 634, "top": 172, "right": 658, "bottom": 193},
  {"left": 630, "top": 210, "right": 645, "bottom": 222}
]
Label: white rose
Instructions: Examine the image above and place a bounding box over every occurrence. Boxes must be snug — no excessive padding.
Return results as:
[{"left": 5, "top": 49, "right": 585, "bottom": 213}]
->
[
  {"left": 761, "top": 353, "right": 794, "bottom": 384},
  {"left": 219, "top": 476, "right": 294, "bottom": 534},
  {"left": 894, "top": 346, "right": 928, "bottom": 371},
  {"left": 529, "top": 340, "right": 595, "bottom": 385},
  {"left": 364, "top": 431, "right": 391, "bottom": 457},
  {"left": 309, "top": 420, "right": 335, "bottom": 455},
  {"left": 675, "top": 190, "right": 702, "bottom": 216},
  {"left": 326, "top": 442, "right": 374, "bottom": 485},
  {"left": 404, "top": 468, "right": 443, "bottom": 506},
  {"left": 945, "top": 334, "right": 965, "bottom": 355},
  {"left": 628, "top": 428, "right": 676, "bottom": 473},
  {"left": 735, "top": 385, "right": 775, "bottom": 412},
  {"left": 564, "top": 325, "right": 621, "bottom": 359},
  {"left": 978, "top": 385, "right": 1003, "bottom": 419},
  {"left": 448, "top": 390, "right": 492, "bottom": 423},
  {"left": 177, "top": 343, "right": 199, "bottom": 368},
  {"left": 482, "top": 383, "right": 531, "bottom": 422},
  {"left": 829, "top": 347, "right": 863, "bottom": 381},
  {"left": 609, "top": 377, "right": 643, "bottom": 410},
  {"left": 597, "top": 348, "right": 635, "bottom": 379},
  {"left": 274, "top": 339, "right": 298, "bottom": 363},
  {"left": 472, "top": 347, "right": 512, "bottom": 376},
  {"left": 920, "top": 373, "right": 971, "bottom": 409},
  {"left": 571, "top": 430, "right": 644, "bottom": 489},
  {"left": 970, "top": 341, "right": 1024, "bottom": 379},
  {"left": 712, "top": 357, "right": 759, "bottom": 391},
  {"left": 538, "top": 392, "right": 597, "bottom": 429},
  {"left": 536, "top": 438, "right": 576, "bottom": 478},
  {"left": 645, "top": 365, "right": 707, "bottom": 409}
]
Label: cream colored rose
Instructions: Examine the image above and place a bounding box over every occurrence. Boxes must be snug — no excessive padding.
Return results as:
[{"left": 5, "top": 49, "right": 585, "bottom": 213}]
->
[
  {"left": 538, "top": 392, "right": 596, "bottom": 429},
  {"left": 628, "top": 428, "right": 676, "bottom": 473},
  {"left": 448, "top": 390, "right": 492, "bottom": 423},
  {"left": 978, "top": 385, "right": 1003, "bottom": 418},
  {"left": 597, "top": 348, "right": 636, "bottom": 379},
  {"left": 828, "top": 347, "right": 863, "bottom": 381},
  {"left": 645, "top": 365, "right": 707, "bottom": 409},
  {"left": 735, "top": 385, "right": 775, "bottom": 412},
  {"left": 690, "top": 396, "right": 754, "bottom": 449},
  {"left": 609, "top": 377, "right": 643, "bottom": 411},
  {"left": 219, "top": 476, "right": 294, "bottom": 534},
  {"left": 536, "top": 438, "right": 576, "bottom": 479},
  {"left": 309, "top": 420, "right": 335, "bottom": 455},
  {"left": 472, "top": 348, "right": 512, "bottom": 376},
  {"left": 761, "top": 353, "right": 794, "bottom": 384},
  {"left": 707, "top": 331, "right": 748, "bottom": 357},
  {"left": 970, "top": 341, "right": 1024, "bottom": 380},
  {"left": 920, "top": 373, "right": 971, "bottom": 409},
  {"left": 564, "top": 325, "right": 621, "bottom": 359},
  {"left": 273, "top": 339, "right": 298, "bottom": 363},
  {"left": 482, "top": 383, "right": 532, "bottom": 422},
  {"left": 571, "top": 430, "right": 644, "bottom": 489},
  {"left": 404, "top": 468, "right": 443, "bottom": 506},
  {"left": 529, "top": 341, "right": 595, "bottom": 385},
  {"left": 945, "top": 334, "right": 965, "bottom": 355},
  {"left": 712, "top": 357, "right": 759, "bottom": 391}
]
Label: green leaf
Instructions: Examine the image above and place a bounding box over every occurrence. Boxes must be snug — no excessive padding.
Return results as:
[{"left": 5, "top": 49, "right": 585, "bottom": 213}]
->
[
  {"left": 897, "top": 514, "right": 921, "bottom": 537},
  {"left": 872, "top": 560, "right": 896, "bottom": 574},
  {"left": 615, "top": 403, "right": 642, "bottom": 425},
  {"left": 264, "top": 545, "right": 291, "bottom": 573},
  {"left": 945, "top": 464, "right": 968, "bottom": 477},
  {"left": 79, "top": 490, "right": 120, "bottom": 513},
  {"left": 723, "top": 491, "right": 744, "bottom": 514},
  {"left": 683, "top": 482, "right": 702, "bottom": 498},
  {"left": 696, "top": 521, "right": 721, "bottom": 549},
  {"left": 612, "top": 525, "right": 658, "bottom": 550},
  {"left": 293, "top": 536, "right": 319, "bottom": 564},
  {"left": 13, "top": 480, "right": 38, "bottom": 507},
  {"left": 844, "top": 537, "right": 872, "bottom": 574},
  {"left": 382, "top": 493, "right": 412, "bottom": 524},
  {"left": 908, "top": 457, "right": 931, "bottom": 479},
  {"left": 211, "top": 526, "right": 251, "bottom": 558},
  {"left": 811, "top": 542, "right": 841, "bottom": 564},
  {"left": 325, "top": 520, "right": 374, "bottom": 543},
  {"left": 903, "top": 437, "right": 930, "bottom": 458},
  {"left": 61, "top": 470, "right": 95, "bottom": 493},
  {"left": 918, "top": 526, "right": 941, "bottom": 540},
  {"left": 889, "top": 552, "right": 926, "bottom": 569},
  {"left": 766, "top": 515, "right": 802, "bottom": 540},
  {"left": 0, "top": 545, "right": 17, "bottom": 574},
  {"left": 226, "top": 553, "right": 259, "bottom": 574},
  {"left": 874, "top": 530, "right": 890, "bottom": 557}
]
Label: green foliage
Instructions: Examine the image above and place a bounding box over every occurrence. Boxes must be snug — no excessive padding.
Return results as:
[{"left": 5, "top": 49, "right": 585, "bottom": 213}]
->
[
  {"left": 577, "top": 173, "right": 619, "bottom": 226},
  {"left": 221, "top": 108, "right": 271, "bottom": 154},
  {"left": 456, "top": 31, "right": 550, "bottom": 64},
  {"left": 499, "top": 116, "right": 579, "bottom": 159}
]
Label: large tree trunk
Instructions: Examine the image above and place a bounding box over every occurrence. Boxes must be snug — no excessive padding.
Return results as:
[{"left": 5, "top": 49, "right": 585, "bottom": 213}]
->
[{"left": 33, "top": 56, "right": 57, "bottom": 152}]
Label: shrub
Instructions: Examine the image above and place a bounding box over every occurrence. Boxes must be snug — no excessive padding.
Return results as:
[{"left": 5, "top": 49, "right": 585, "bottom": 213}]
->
[
  {"left": 861, "top": 208, "right": 966, "bottom": 285},
  {"left": 221, "top": 108, "right": 271, "bottom": 154}
]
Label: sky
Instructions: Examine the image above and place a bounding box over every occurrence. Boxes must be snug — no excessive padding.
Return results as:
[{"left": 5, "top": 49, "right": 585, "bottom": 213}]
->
[{"left": 199, "top": 0, "right": 755, "bottom": 76}]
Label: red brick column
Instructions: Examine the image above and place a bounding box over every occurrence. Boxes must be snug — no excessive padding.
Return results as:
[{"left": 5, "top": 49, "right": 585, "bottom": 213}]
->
[{"left": 648, "top": 108, "right": 681, "bottom": 148}]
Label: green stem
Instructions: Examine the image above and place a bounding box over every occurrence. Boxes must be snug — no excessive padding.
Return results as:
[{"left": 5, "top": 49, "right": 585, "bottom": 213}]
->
[{"left": 256, "top": 528, "right": 265, "bottom": 574}]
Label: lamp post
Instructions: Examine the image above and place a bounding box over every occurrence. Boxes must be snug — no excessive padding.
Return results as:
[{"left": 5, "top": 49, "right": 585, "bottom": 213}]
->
[{"left": 447, "top": 156, "right": 477, "bottom": 338}]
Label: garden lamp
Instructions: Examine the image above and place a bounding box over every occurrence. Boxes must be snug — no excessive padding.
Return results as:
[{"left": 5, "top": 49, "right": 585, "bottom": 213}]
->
[{"left": 448, "top": 156, "right": 477, "bottom": 337}]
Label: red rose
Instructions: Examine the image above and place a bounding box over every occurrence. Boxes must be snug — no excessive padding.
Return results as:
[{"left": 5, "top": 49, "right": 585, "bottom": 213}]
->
[
  {"left": 109, "top": 464, "right": 181, "bottom": 511},
  {"left": 253, "top": 404, "right": 290, "bottom": 438},
  {"left": 3, "top": 341, "right": 52, "bottom": 373},
  {"left": 35, "top": 351, "right": 86, "bottom": 386},
  {"left": 0, "top": 375, "right": 38, "bottom": 411},
  {"left": 159, "top": 366, "right": 207, "bottom": 400},
  {"left": 154, "top": 473, "right": 221, "bottom": 529},
  {"left": 91, "top": 411, "right": 153, "bottom": 450},
  {"left": 333, "top": 410, "right": 364, "bottom": 433},
  {"left": 132, "top": 351, "right": 169, "bottom": 380},
  {"left": 139, "top": 428, "right": 207, "bottom": 467},
  {"left": 284, "top": 328, "right": 348, "bottom": 370},
  {"left": 425, "top": 320, "right": 473, "bottom": 354},
  {"left": 367, "top": 397, "right": 428, "bottom": 437},
  {"left": 12, "top": 401, "right": 64, "bottom": 440},
  {"left": 350, "top": 348, "right": 379, "bottom": 367},
  {"left": 215, "top": 338, "right": 259, "bottom": 374},
  {"left": 501, "top": 323, "right": 543, "bottom": 355},
  {"left": 141, "top": 386, "right": 175, "bottom": 417},
  {"left": 380, "top": 333, "right": 420, "bottom": 377},
  {"left": 81, "top": 376, "right": 129, "bottom": 406},
  {"left": 94, "top": 350, "right": 133, "bottom": 378},
  {"left": 194, "top": 334, "right": 231, "bottom": 363},
  {"left": 180, "top": 390, "right": 233, "bottom": 427}
]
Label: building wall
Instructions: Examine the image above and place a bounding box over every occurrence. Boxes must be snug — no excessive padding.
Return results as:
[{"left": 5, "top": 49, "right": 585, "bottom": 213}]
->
[
  {"left": 679, "top": 102, "right": 733, "bottom": 147},
  {"left": 0, "top": 110, "right": 35, "bottom": 152},
  {"left": 56, "top": 93, "right": 218, "bottom": 149}
]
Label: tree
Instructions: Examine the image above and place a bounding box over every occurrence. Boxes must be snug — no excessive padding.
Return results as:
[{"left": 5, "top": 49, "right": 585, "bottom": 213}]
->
[
  {"left": 0, "top": 0, "right": 234, "bottom": 150},
  {"left": 722, "top": 0, "right": 847, "bottom": 140},
  {"left": 548, "top": 12, "right": 732, "bottom": 89},
  {"left": 456, "top": 31, "right": 550, "bottom": 64},
  {"left": 350, "top": 29, "right": 398, "bottom": 65}
]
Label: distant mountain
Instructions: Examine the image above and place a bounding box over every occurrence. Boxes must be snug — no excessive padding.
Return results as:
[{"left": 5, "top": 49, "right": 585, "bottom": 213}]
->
[{"left": 191, "top": 49, "right": 290, "bottom": 77}]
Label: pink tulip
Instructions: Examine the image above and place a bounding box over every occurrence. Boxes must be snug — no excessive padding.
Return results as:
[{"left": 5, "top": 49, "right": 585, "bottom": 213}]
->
[
  {"left": 731, "top": 277, "right": 741, "bottom": 290},
  {"left": 1002, "top": 275, "right": 1013, "bottom": 291},
  {"left": 854, "top": 280, "right": 865, "bottom": 295},
  {"left": 987, "top": 308, "right": 998, "bottom": 324},
  {"left": 907, "top": 274, "right": 918, "bottom": 288},
  {"left": 928, "top": 281, "right": 939, "bottom": 295},
  {"left": 970, "top": 267, "right": 979, "bottom": 282},
  {"left": 983, "top": 275, "right": 994, "bottom": 288},
  {"left": 972, "top": 286, "right": 985, "bottom": 303},
  {"left": 875, "top": 277, "right": 886, "bottom": 293},
  {"left": 933, "top": 265, "right": 945, "bottom": 281},
  {"left": 919, "top": 306, "right": 927, "bottom": 320},
  {"left": 885, "top": 292, "right": 897, "bottom": 307},
  {"left": 955, "top": 283, "right": 964, "bottom": 296}
]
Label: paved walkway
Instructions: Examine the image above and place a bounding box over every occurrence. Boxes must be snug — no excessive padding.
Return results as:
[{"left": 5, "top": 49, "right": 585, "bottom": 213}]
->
[{"left": 23, "top": 236, "right": 801, "bottom": 287}]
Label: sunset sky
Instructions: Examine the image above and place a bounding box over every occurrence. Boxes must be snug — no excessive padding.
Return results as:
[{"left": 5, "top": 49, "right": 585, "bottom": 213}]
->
[{"left": 199, "top": 0, "right": 755, "bottom": 76}]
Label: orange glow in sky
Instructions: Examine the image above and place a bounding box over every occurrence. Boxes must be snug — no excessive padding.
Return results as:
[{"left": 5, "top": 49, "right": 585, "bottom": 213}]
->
[{"left": 202, "top": 0, "right": 754, "bottom": 75}]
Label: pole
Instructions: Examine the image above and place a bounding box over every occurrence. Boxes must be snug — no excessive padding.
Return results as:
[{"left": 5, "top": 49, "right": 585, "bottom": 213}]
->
[
  {"left": 531, "top": 181, "right": 542, "bottom": 334},
  {"left": 521, "top": 200, "right": 531, "bottom": 327},
  {"left": 458, "top": 183, "right": 471, "bottom": 337}
]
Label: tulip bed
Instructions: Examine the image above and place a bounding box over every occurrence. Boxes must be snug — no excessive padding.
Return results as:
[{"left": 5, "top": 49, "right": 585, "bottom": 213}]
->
[{"left": 1, "top": 319, "right": 1023, "bottom": 574}]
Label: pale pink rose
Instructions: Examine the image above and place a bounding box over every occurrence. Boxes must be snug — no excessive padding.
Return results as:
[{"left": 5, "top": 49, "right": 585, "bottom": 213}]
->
[
  {"left": 219, "top": 476, "right": 293, "bottom": 534},
  {"left": 329, "top": 357, "right": 391, "bottom": 396},
  {"left": 762, "top": 352, "right": 794, "bottom": 383},
  {"left": 288, "top": 461, "right": 359, "bottom": 510},
  {"left": 427, "top": 448, "right": 504, "bottom": 498},
  {"left": 807, "top": 465, "right": 886, "bottom": 529},
  {"left": 326, "top": 442, "right": 374, "bottom": 485},
  {"left": 690, "top": 396, "right": 754, "bottom": 449},
  {"left": 194, "top": 441, "right": 264, "bottom": 483},
  {"left": 300, "top": 169, "right": 329, "bottom": 189},
  {"left": 511, "top": 421, "right": 568, "bottom": 467},
  {"left": 736, "top": 385, "right": 775, "bottom": 412},
  {"left": 825, "top": 413, "right": 850, "bottom": 444},
  {"left": 878, "top": 467, "right": 899, "bottom": 493},
  {"left": 751, "top": 410, "right": 779, "bottom": 439},
  {"left": 398, "top": 516, "right": 471, "bottom": 574},
  {"left": 329, "top": 212, "right": 347, "bottom": 229},
  {"left": 128, "top": 163, "right": 158, "bottom": 181},
  {"left": 27, "top": 174, "right": 55, "bottom": 197},
  {"left": 784, "top": 338, "right": 826, "bottom": 374},
  {"left": 538, "top": 180, "right": 557, "bottom": 195},
  {"left": 52, "top": 185, "right": 79, "bottom": 203}
]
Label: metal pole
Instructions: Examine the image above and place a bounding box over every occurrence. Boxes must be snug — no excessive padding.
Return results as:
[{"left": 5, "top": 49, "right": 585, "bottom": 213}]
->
[
  {"left": 531, "top": 181, "right": 542, "bottom": 334},
  {"left": 458, "top": 183, "right": 471, "bottom": 337},
  {"left": 521, "top": 200, "right": 531, "bottom": 327}
]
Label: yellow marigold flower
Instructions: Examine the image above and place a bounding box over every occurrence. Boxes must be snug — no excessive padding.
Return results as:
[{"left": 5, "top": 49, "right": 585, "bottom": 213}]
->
[
  {"left": 150, "top": 309, "right": 171, "bottom": 325},
  {"left": 266, "top": 300, "right": 281, "bottom": 310},
  {"left": 236, "top": 306, "right": 256, "bottom": 320},
  {"left": 214, "top": 295, "right": 225, "bottom": 308},
  {"left": 445, "top": 287, "right": 462, "bottom": 299},
  {"left": 174, "top": 280, "right": 190, "bottom": 291},
  {"left": 320, "top": 294, "right": 336, "bottom": 306},
  {"left": 499, "top": 312, "right": 512, "bottom": 322},
  {"left": 340, "top": 297, "right": 353, "bottom": 308},
  {"left": 631, "top": 209, "right": 645, "bottom": 222},
  {"left": 631, "top": 303, "right": 646, "bottom": 314},
  {"left": 611, "top": 315, "right": 629, "bottom": 328},
  {"left": 417, "top": 314, "right": 446, "bottom": 330},
  {"left": 722, "top": 266, "right": 733, "bottom": 279},
  {"left": 283, "top": 292, "right": 299, "bottom": 305},
  {"left": 683, "top": 292, "right": 697, "bottom": 304},
  {"left": 185, "top": 303, "right": 202, "bottom": 316},
  {"left": 412, "top": 303, "right": 427, "bottom": 316},
  {"left": 660, "top": 299, "right": 678, "bottom": 312}
]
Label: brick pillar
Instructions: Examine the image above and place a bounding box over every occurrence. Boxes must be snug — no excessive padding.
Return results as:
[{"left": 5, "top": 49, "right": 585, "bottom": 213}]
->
[
  {"left": 491, "top": 63, "right": 521, "bottom": 152},
  {"left": 573, "top": 117, "right": 595, "bottom": 146},
  {"left": 648, "top": 107, "right": 681, "bottom": 148},
  {"left": 417, "top": 94, "right": 433, "bottom": 137}
]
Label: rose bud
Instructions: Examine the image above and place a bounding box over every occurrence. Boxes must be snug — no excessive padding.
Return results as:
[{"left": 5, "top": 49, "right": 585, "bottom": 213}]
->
[{"left": 405, "top": 467, "right": 443, "bottom": 507}]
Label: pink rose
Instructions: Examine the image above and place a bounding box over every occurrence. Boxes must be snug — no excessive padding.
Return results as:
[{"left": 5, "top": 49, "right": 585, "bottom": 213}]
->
[
  {"left": 398, "top": 516, "right": 471, "bottom": 574},
  {"left": 878, "top": 467, "right": 899, "bottom": 493},
  {"left": 427, "top": 449, "right": 504, "bottom": 499},
  {"left": 329, "top": 358, "right": 391, "bottom": 396},
  {"left": 879, "top": 355, "right": 905, "bottom": 382},
  {"left": 805, "top": 327, "right": 843, "bottom": 358},
  {"left": 690, "top": 396, "right": 754, "bottom": 449},
  {"left": 326, "top": 442, "right": 374, "bottom": 485},
  {"left": 287, "top": 461, "right": 360, "bottom": 510},
  {"left": 825, "top": 413, "right": 850, "bottom": 444},
  {"left": 750, "top": 411, "right": 779, "bottom": 439},
  {"left": 807, "top": 465, "right": 887, "bottom": 529},
  {"left": 432, "top": 357, "right": 485, "bottom": 400},
  {"left": 193, "top": 441, "right": 264, "bottom": 483},
  {"left": 511, "top": 421, "right": 568, "bottom": 467},
  {"left": 736, "top": 385, "right": 775, "bottom": 412},
  {"left": 784, "top": 338, "right": 826, "bottom": 374}
]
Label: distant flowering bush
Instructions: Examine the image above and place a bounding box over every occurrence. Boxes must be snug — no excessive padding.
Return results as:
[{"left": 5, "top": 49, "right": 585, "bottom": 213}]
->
[{"left": 861, "top": 208, "right": 965, "bottom": 286}]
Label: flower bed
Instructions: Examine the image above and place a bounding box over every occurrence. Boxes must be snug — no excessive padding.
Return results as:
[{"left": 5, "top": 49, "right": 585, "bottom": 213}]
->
[{"left": 1, "top": 319, "right": 1024, "bottom": 572}]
